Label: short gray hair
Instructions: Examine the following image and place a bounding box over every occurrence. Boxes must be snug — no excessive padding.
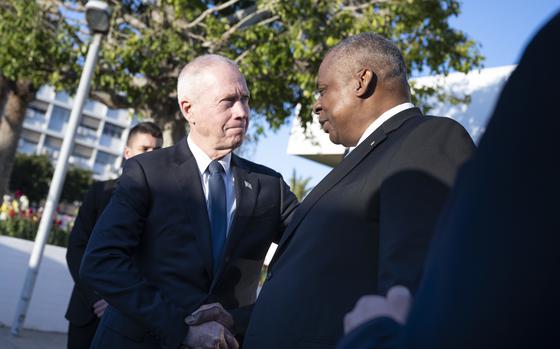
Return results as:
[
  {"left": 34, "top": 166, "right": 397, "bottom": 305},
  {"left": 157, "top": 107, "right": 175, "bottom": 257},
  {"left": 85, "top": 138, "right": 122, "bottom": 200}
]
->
[
  {"left": 177, "top": 54, "right": 240, "bottom": 103},
  {"left": 329, "top": 33, "right": 408, "bottom": 84}
]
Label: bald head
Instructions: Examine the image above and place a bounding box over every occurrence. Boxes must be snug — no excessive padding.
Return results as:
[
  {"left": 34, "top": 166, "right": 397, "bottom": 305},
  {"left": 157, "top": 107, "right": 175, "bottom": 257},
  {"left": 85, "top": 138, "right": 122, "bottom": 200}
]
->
[
  {"left": 328, "top": 33, "right": 409, "bottom": 91},
  {"left": 177, "top": 54, "right": 241, "bottom": 104}
]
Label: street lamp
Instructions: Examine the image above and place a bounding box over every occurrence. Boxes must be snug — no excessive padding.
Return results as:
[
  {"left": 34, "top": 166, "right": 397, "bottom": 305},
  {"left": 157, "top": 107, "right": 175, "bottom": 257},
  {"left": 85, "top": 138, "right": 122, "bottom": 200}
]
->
[
  {"left": 11, "top": 1, "right": 112, "bottom": 336},
  {"left": 86, "top": 0, "right": 111, "bottom": 34}
]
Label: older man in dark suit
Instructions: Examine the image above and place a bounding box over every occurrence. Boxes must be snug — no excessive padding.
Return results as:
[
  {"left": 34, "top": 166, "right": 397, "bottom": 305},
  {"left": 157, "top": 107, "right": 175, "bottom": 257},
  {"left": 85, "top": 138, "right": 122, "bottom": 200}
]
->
[
  {"left": 244, "top": 33, "right": 475, "bottom": 349},
  {"left": 338, "top": 11, "right": 560, "bottom": 349},
  {"left": 65, "top": 121, "right": 162, "bottom": 349},
  {"left": 80, "top": 55, "right": 298, "bottom": 349}
]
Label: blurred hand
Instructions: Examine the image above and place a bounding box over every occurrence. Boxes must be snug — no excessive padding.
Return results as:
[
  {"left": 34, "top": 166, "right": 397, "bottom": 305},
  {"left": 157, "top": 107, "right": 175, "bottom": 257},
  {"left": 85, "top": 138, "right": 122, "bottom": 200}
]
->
[
  {"left": 183, "top": 321, "right": 238, "bottom": 349},
  {"left": 344, "top": 285, "right": 412, "bottom": 334},
  {"left": 93, "top": 299, "right": 108, "bottom": 318},
  {"left": 185, "top": 303, "right": 234, "bottom": 331}
]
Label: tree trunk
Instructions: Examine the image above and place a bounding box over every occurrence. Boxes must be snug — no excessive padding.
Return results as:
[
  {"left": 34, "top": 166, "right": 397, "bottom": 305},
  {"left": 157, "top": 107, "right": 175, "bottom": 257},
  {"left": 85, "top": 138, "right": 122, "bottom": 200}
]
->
[
  {"left": 160, "top": 116, "right": 187, "bottom": 147},
  {"left": 0, "top": 79, "right": 36, "bottom": 198},
  {"left": 0, "top": 75, "right": 9, "bottom": 118}
]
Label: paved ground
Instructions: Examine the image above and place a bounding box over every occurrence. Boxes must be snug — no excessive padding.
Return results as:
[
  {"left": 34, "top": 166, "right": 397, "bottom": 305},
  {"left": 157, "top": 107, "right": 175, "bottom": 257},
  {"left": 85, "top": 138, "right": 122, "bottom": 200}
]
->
[{"left": 0, "top": 324, "right": 66, "bottom": 349}]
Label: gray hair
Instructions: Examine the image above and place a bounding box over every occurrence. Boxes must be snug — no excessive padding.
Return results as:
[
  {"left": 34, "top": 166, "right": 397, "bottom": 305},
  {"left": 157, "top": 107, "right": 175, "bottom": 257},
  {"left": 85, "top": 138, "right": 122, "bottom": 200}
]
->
[
  {"left": 329, "top": 33, "right": 408, "bottom": 84},
  {"left": 177, "top": 54, "right": 240, "bottom": 103}
]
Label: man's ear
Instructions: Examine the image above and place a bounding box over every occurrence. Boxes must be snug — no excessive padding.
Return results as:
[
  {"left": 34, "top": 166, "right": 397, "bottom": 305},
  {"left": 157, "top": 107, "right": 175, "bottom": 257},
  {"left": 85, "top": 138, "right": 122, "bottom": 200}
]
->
[
  {"left": 354, "top": 68, "right": 375, "bottom": 97},
  {"left": 124, "top": 146, "right": 132, "bottom": 160},
  {"left": 180, "top": 100, "right": 194, "bottom": 123}
]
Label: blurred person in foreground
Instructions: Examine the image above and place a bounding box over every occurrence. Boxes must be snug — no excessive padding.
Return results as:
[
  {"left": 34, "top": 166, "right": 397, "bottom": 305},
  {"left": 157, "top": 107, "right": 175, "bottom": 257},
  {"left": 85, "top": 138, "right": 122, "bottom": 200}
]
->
[
  {"left": 244, "top": 33, "right": 475, "bottom": 348},
  {"left": 80, "top": 54, "right": 298, "bottom": 349},
  {"left": 338, "top": 11, "right": 560, "bottom": 349},
  {"left": 65, "top": 121, "right": 163, "bottom": 349}
]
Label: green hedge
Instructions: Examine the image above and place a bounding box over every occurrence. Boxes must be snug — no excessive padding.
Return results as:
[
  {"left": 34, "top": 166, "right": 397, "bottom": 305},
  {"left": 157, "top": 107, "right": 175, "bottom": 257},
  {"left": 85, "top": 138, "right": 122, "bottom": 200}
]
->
[{"left": 0, "top": 217, "right": 70, "bottom": 248}]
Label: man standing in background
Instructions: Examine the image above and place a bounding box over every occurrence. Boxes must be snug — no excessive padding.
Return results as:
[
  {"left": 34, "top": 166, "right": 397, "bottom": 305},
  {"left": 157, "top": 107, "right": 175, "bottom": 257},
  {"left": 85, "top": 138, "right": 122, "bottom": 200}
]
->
[{"left": 65, "top": 121, "right": 162, "bottom": 349}]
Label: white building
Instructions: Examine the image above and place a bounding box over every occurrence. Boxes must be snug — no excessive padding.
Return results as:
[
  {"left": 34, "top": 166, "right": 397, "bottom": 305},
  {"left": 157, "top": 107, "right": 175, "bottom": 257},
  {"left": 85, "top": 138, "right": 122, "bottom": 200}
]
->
[
  {"left": 287, "top": 65, "right": 516, "bottom": 167},
  {"left": 17, "top": 85, "right": 133, "bottom": 180}
]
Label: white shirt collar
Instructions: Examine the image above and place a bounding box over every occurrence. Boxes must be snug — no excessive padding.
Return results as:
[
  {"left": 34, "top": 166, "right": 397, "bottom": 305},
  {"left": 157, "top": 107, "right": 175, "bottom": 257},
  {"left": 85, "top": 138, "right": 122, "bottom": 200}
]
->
[
  {"left": 347, "top": 102, "right": 415, "bottom": 154},
  {"left": 187, "top": 136, "right": 232, "bottom": 175}
]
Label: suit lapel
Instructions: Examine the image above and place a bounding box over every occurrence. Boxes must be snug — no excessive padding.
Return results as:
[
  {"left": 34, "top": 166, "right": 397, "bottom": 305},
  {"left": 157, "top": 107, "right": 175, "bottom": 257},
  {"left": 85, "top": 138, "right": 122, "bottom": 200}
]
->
[
  {"left": 210, "top": 155, "right": 259, "bottom": 287},
  {"left": 272, "top": 108, "right": 422, "bottom": 266},
  {"left": 172, "top": 139, "right": 214, "bottom": 278}
]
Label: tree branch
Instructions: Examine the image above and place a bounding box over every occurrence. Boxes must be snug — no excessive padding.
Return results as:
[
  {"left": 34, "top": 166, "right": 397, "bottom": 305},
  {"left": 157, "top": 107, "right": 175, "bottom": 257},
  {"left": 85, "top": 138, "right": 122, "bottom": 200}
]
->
[
  {"left": 187, "top": 0, "right": 240, "bottom": 29},
  {"left": 89, "top": 90, "right": 131, "bottom": 110},
  {"left": 339, "top": 0, "right": 390, "bottom": 15},
  {"left": 212, "top": 9, "right": 276, "bottom": 51}
]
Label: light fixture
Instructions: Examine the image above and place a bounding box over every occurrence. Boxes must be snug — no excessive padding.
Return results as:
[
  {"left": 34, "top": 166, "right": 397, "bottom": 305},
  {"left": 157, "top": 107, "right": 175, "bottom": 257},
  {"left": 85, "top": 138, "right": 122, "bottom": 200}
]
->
[{"left": 86, "top": 0, "right": 111, "bottom": 34}]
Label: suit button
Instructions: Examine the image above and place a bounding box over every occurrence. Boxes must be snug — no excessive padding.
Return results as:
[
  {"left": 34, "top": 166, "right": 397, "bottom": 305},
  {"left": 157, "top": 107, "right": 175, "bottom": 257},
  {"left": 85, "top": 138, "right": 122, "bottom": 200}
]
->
[{"left": 266, "top": 271, "right": 272, "bottom": 281}]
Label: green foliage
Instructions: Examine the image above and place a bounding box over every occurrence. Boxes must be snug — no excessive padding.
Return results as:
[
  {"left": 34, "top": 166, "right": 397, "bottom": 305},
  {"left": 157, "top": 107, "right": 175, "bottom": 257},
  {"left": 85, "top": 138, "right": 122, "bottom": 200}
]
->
[
  {"left": 62, "top": 166, "right": 93, "bottom": 203},
  {"left": 1, "top": 0, "right": 483, "bottom": 141},
  {"left": 9, "top": 154, "right": 53, "bottom": 203},
  {"left": 0, "top": 0, "right": 81, "bottom": 91},
  {"left": 0, "top": 215, "right": 70, "bottom": 247},
  {"left": 9, "top": 154, "right": 93, "bottom": 203},
  {"left": 289, "top": 169, "right": 313, "bottom": 201},
  {"left": 63, "top": 0, "right": 483, "bottom": 138}
]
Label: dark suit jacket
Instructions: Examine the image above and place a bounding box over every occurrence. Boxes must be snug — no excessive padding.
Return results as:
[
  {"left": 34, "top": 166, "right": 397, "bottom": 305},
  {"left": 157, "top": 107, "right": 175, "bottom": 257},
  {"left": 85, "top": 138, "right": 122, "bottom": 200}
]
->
[
  {"left": 244, "top": 108, "right": 475, "bottom": 349},
  {"left": 65, "top": 179, "right": 116, "bottom": 326},
  {"left": 336, "top": 11, "right": 560, "bottom": 349},
  {"left": 80, "top": 139, "right": 298, "bottom": 349}
]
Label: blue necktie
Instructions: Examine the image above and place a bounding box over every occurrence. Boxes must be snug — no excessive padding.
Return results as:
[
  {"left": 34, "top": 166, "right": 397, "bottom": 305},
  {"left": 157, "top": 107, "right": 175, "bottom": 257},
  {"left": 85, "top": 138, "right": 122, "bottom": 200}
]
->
[{"left": 208, "top": 160, "right": 227, "bottom": 274}]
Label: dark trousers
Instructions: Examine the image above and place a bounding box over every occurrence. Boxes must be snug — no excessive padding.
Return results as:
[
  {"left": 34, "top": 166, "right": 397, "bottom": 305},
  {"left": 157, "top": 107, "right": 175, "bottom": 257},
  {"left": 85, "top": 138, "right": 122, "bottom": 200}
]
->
[{"left": 67, "top": 318, "right": 99, "bottom": 349}]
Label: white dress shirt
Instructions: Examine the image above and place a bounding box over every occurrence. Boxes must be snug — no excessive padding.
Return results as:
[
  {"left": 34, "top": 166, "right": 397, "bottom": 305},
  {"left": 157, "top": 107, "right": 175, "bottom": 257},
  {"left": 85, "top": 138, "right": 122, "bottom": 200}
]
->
[
  {"left": 346, "top": 102, "right": 415, "bottom": 155},
  {"left": 187, "top": 136, "right": 236, "bottom": 235}
]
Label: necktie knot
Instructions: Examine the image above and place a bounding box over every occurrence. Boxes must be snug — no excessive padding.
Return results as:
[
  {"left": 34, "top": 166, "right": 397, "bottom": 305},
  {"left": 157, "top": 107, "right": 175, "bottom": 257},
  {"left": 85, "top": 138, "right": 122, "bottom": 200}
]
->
[{"left": 208, "top": 160, "right": 224, "bottom": 175}]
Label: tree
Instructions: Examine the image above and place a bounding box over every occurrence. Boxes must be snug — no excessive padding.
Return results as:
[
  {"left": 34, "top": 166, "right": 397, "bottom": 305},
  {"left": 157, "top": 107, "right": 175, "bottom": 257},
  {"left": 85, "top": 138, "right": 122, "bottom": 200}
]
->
[
  {"left": 63, "top": 0, "right": 482, "bottom": 141},
  {"left": 289, "top": 169, "right": 313, "bottom": 201},
  {"left": 9, "top": 153, "right": 93, "bottom": 204},
  {"left": 9, "top": 153, "right": 53, "bottom": 203},
  {"left": 1, "top": 0, "right": 484, "bottom": 196},
  {"left": 61, "top": 166, "right": 93, "bottom": 203},
  {"left": 0, "top": 0, "right": 81, "bottom": 198}
]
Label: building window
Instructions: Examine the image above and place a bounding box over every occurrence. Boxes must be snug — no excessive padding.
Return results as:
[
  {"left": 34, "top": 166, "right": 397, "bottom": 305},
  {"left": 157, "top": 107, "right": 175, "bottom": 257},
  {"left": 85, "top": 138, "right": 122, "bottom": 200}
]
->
[
  {"left": 55, "top": 91, "right": 70, "bottom": 103},
  {"left": 18, "top": 133, "right": 39, "bottom": 154},
  {"left": 100, "top": 122, "right": 125, "bottom": 148},
  {"left": 25, "top": 101, "right": 48, "bottom": 127},
  {"left": 102, "top": 123, "right": 124, "bottom": 139},
  {"left": 95, "top": 151, "right": 117, "bottom": 166},
  {"left": 48, "top": 106, "right": 70, "bottom": 133}
]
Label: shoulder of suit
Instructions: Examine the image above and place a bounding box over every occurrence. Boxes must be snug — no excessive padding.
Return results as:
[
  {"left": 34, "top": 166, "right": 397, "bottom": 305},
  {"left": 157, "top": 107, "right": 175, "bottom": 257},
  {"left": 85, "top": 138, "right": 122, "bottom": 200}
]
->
[
  {"left": 127, "top": 144, "right": 174, "bottom": 167},
  {"left": 422, "top": 114, "right": 465, "bottom": 128},
  {"left": 404, "top": 114, "right": 472, "bottom": 145},
  {"left": 233, "top": 154, "right": 283, "bottom": 178}
]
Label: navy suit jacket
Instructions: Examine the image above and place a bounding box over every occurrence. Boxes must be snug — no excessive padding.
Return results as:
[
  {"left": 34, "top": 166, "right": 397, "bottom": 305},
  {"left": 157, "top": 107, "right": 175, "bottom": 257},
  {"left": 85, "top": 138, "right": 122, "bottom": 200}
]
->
[
  {"left": 337, "top": 10, "right": 560, "bottom": 349},
  {"left": 245, "top": 109, "right": 475, "bottom": 349},
  {"left": 66, "top": 179, "right": 116, "bottom": 326},
  {"left": 80, "top": 138, "right": 298, "bottom": 349}
]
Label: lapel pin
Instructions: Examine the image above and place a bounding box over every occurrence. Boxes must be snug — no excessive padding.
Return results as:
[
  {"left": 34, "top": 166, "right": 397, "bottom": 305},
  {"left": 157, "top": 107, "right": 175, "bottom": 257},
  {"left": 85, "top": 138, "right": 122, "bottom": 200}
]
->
[
  {"left": 370, "top": 140, "right": 376, "bottom": 146},
  {"left": 244, "top": 181, "right": 253, "bottom": 190}
]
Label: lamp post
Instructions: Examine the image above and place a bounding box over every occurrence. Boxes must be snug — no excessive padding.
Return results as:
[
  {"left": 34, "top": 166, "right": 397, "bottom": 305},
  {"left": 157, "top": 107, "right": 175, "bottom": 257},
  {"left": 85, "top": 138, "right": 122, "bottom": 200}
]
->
[{"left": 11, "top": 1, "right": 111, "bottom": 336}]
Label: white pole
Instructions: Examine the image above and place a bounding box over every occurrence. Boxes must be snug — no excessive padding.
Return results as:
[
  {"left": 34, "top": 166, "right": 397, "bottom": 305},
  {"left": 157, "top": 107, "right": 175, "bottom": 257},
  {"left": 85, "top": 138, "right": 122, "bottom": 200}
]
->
[{"left": 11, "top": 33, "right": 104, "bottom": 336}]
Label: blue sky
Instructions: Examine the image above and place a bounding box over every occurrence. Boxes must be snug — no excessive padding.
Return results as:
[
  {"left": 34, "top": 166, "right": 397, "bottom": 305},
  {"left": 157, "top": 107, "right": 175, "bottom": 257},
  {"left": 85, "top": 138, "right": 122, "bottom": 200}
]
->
[{"left": 248, "top": 0, "right": 560, "bottom": 187}]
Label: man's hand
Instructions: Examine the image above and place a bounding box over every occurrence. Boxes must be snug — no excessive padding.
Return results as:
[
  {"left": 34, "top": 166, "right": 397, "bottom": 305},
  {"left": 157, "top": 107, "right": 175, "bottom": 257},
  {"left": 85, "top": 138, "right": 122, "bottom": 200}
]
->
[
  {"left": 183, "top": 321, "right": 239, "bottom": 349},
  {"left": 92, "top": 299, "right": 108, "bottom": 318},
  {"left": 344, "top": 285, "right": 412, "bottom": 334},
  {"left": 185, "top": 303, "right": 234, "bottom": 331}
]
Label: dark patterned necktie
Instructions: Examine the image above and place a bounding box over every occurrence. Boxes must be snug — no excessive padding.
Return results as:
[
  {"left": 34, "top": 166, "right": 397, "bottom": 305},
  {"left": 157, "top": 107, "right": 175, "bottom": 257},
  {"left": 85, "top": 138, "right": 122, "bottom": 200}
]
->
[{"left": 208, "top": 160, "right": 227, "bottom": 274}]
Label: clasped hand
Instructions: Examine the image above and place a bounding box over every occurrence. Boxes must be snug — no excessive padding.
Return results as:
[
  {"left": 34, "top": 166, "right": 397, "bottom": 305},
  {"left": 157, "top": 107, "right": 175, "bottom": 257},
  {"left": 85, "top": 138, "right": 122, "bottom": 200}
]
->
[{"left": 182, "top": 303, "right": 239, "bottom": 349}]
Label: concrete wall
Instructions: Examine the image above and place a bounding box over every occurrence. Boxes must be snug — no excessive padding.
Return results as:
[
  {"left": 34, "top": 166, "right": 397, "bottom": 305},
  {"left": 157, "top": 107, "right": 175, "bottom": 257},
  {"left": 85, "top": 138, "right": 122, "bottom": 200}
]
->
[{"left": 0, "top": 236, "right": 72, "bottom": 333}]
